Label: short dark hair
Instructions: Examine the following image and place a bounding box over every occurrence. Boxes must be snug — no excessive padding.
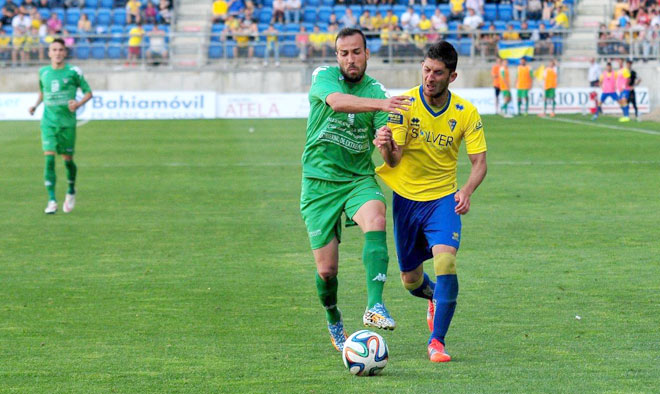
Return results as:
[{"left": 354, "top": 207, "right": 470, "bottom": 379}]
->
[
  {"left": 51, "top": 38, "right": 66, "bottom": 48},
  {"left": 425, "top": 41, "right": 458, "bottom": 72},
  {"left": 335, "top": 27, "right": 367, "bottom": 51}
]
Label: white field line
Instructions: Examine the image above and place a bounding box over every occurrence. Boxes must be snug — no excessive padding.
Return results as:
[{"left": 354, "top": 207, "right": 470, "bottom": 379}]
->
[{"left": 544, "top": 116, "right": 660, "bottom": 136}]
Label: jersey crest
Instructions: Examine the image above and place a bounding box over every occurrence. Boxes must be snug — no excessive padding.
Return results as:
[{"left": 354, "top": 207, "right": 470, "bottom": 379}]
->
[{"left": 448, "top": 119, "right": 457, "bottom": 132}]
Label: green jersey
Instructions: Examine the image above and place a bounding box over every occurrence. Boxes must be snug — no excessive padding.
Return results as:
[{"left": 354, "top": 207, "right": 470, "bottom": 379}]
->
[
  {"left": 39, "top": 64, "right": 91, "bottom": 128},
  {"left": 302, "top": 66, "right": 389, "bottom": 182}
]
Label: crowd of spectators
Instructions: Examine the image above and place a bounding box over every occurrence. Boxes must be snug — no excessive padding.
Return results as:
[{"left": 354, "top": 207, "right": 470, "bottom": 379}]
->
[
  {"left": 598, "top": 0, "right": 660, "bottom": 60},
  {"left": 209, "top": 0, "right": 574, "bottom": 63},
  {"left": 0, "top": 0, "right": 173, "bottom": 66}
]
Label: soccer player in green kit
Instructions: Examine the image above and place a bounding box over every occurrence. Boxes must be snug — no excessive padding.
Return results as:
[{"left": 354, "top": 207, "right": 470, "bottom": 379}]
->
[
  {"left": 29, "top": 38, "right": 93, "bottom": 214},
  {"left": 300, "top": 27, "right": 411, "bottom": 351}
]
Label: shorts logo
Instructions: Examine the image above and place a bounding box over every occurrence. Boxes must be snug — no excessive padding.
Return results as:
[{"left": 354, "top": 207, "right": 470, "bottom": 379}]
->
[
  {"left": 372, "top": 273, "right": 387, "bottom": 282},
  {"left": 387, "top": 112, "right": 403, "bottom": 125},
  {"left": 448, "top": 119, "right": 457, "bottom": 132},
  {"left": 375, "top": 191, "right": 384, "bottom": 197},
  {"left": 452, "top": 232, "right": 460, "bottom": 242},
  {"left": 309, "top": 230, "right": 322, "bottom": 237}
]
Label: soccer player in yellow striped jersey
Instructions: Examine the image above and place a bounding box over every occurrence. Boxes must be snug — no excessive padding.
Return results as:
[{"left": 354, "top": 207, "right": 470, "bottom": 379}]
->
[{"left": 374, "top": 41, "right": 487, "bottom": 363}]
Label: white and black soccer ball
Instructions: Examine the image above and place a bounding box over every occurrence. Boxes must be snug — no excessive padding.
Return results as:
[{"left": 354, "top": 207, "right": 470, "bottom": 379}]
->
[{"left": 342, "top": 330, "right": 388, "bottom": 376}]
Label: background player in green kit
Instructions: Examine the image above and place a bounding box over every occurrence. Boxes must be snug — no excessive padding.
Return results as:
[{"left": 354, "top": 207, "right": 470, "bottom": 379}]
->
[
  {"left": 29, "top": 38, "right": 93, "bottom": 214},
  {"left": 300, "top": 27, "right": 411, "bottom": 352}
]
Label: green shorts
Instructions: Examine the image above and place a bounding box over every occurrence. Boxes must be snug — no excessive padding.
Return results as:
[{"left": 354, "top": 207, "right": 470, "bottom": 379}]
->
[
  {"left": 501, "top": 90, "right": 511, "bottom": 98},
  {"left": 545, "top": 88, "right": 556, "bottom": 99},
  {"left": 300, "top": 176, "right": 386, "bottom": 250},
  {"left": 41, "top": 125, "right": 76, "bottom": 154},
  {"left": 517, "top": 89, "right": 529, "bottom": 99}
]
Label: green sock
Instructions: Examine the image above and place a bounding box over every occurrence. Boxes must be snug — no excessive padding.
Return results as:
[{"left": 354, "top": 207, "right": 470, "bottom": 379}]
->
[
  {"left": 544, "top": 99, "right": 548, "bottom": 113},
  {"left": 552, "top": 100, "right": 556, "bottom": 112},
  {"left": 363, "top": 231, "right": 389, "bottom": 309},
  {"left": 525, "top": 98, "right": 529, "bottom": 113},
  {"left": 44, "top": 155, "right": 56, "bottom": 201},
  {"left": 517, "top": 100, "right": 521, "bottom": 114},
  {"left": 64, "top": 160, "right": 77, "bottom": 194},
  {"left": 316, "top": 274, "right": 340, "bottom": 324}
]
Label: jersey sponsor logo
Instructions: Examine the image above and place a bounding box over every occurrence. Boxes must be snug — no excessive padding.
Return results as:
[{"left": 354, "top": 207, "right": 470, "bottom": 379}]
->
[
  {"left": 51, "top": 80, "right": 60, "bottom": 93},
  {"left": 318, "top": 131, "right": 370, "bottom": 153},
  {"left": 347, "top": 113, "right": 355, "bottom": 125},
  {"left": 372, "top": 273, "right": 387, "bottom": 282},
  {"left": 63, "top": 78, "right": 69, "bottom": 84},
  {"left": 410, "top": 117, "right": 421, "bottom": 135},
  {"left": 387, "top": 112, "right": 403, "bottom": 125},
  {"left": 448, "top": 119, "right": 457, "bottom": 132}
]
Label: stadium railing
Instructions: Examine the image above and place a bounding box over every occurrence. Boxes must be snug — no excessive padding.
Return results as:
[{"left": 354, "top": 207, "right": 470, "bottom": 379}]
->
[{"left": 1, "top": 28, "right": 659, "bottom": 69}]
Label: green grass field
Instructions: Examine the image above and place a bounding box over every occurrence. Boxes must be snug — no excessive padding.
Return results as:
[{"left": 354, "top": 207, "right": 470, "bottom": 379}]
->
[{"left": 2, "top": 115, "right": 659, "bottom": 393}]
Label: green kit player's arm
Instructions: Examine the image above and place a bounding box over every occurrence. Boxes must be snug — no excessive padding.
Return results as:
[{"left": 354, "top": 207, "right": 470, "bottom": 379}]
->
[
  {"left": 69, "top": 91, "right": 93, "bottom": 113},
  {"left": 325, "top": 92, "right": 411, "bottom": 114},
  {"left": 29, "top": 79, "right": 43, "bottom": 116}
]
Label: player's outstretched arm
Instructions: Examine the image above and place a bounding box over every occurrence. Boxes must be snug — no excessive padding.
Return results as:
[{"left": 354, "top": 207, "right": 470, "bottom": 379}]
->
[
  {"left": 68, "top": 91, "right": 93, "bottom": 113},
  {"left": 455, "top": 151, "right": 487, "bottom": 215},
  {"left": 29, "top": 91, "right": 43, "bottom": 116},
  {"left": 373, "top": 125, "right": 402, "bottom": 168},
  {"left": 326, "top": 93, "right": 411, "bottom": 114}
]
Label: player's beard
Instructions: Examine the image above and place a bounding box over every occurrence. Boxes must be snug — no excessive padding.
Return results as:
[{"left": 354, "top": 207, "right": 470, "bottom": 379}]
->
[{"left": 340, "top": 64, "right": 366, "bottom": 84}]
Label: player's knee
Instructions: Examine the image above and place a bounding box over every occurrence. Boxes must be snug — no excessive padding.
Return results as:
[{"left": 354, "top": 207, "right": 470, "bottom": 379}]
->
[
  {"left": 368, "top": 214, "right": 386, "bottom": 231},
  {"left": 433, "top": 253, "right": 457, "bottom": 276},
  {"left": 317, "top": 266, "right": 338, "bottom": 280},
  {"left": 401, "top": 271, "right": 423, "bottom": 290}
]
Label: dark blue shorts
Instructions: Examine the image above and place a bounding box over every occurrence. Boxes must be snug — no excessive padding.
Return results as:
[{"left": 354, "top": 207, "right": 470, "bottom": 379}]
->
[
  {"left": 392, "top": 192, "right": 462, "bottom": 273},
  {"left": 600, "top": 92, "right": 619, "bottom": 103}
]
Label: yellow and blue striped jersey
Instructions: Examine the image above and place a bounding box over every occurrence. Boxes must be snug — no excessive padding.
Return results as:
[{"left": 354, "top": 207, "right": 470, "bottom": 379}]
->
[{"left": 376, "top": 86, "right": 487, "bottom": 201}]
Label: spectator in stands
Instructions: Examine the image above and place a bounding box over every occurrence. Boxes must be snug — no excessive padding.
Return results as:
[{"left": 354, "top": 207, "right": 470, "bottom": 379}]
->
[
  {"left": 340, "top": 8, "right": 357, "bottom": 28},
  {"left": 263, "top": 24, "right": 280, "bottom": 65},
  {"left": 629, "top": 0, "right": 640, "bottom": 19},
  {"left": 64, "top": 0, "right": 84, "bottom": 8},
  {"left": 527, "top": 0, "right": 542, "bottom": 20},
  {"left": 360, "top": 10, "right": 374, "bottom": 32},
  {"left": 383, "top": 9, "right": 398, "bottom": 27},
  {"left": 459, "top": 7, "right": 483, "bottom": 32},
  {"left": 502, "top": 23, "right": 520, "bottom": 40},
  {"left": 127, "top": 21, "right": 144, "bottom": 66},
  {"left": 449, "top": 0, "right": 465, "bottom": 22},
  {"left": 144, "top": 1, "right": 158, "bottom": 24},
  {"left": 325, "top": 22, "right": 338, "bottom": 47},
  {"left": 2, "top": 1, "right": 18, "bottom": 26},
  {"left": 541, "top": 1, "right": 554, "bottom": 22},
  {"left": 233, "top": 18, "right": 255, "bottom": 60},
  {"left": 465, "top": 0, "right": 484, "bottom": 16},
  {"left": 295, "top": 24, "right": 308, "bottom": 61},
  {"left": 513, "top": 0, "right": 527, "bottom": 21},
  {"left": 308, "top": 24, "right": 326, "bottom": 58},
  {"left": 212, "top": 0, "right": 229, "bottom": 23},
  {"left": 221, "top": 14, "right": 239, "bottom": 40},
  {"left": 372, "top": 11, "right": 384, "bottom": 31},
  {"left": 146, "top": 24, "right": 168, "bottom": 65},
  {"left": 328, "top": 12, "right": 338, "bottom": 26},
  {"left": 588, "top": 57, "right": 601, "bottom": 87},
  {"left": 535, "top": 22, "right": 554, "bottom": 55},
  {"left": 553, "top": 5, "right": 569, "bottom": 29},
  {"left": 651, "top": 9, "right": 660, "bottom": 27},
  {"left": 478, "top": 22, "right": 499, "bottom": 57},
  {"left": 378, "top": 22, "right": 393, "bottom": 59},
  {"left": 126, "top": 0, "right": 142, "bottom": 24},
  {"left": 418, "top": 12, "right": 432, "bottom": 34},
  {"left": 519, "top": 20, "right": 532, "bottom": 40},
  {"left": 0, "top": 28, "right": 10, "bottom": 64},
  {"left": 158, "top": 0, "right": 172, "bottom": 24},
  {"left": 46, "top": 12, "right": 62, "bottom": 34},
  {"left": 284, "top": 0, "right": 301, "bottom": 25},
  {"left": 77, "top": 12, "right": 92, "bottom": 41},
  {"left": 21, "top": 0, "right": 37, "bottom": 15},
  {"left": 636, "top": 7, "right": 651, "bottom": 26},
  {"left": 11, "top": 25, "right": 27, "bottom": 66},
  {"left": 12, "top": 10, "right": 32, "bottom": 32},
  {"left": 432, "top": 8, "right": 448, "bottom": 33},
  {"left": 272, "top": 0, "right": 285, "bottom": 24},
  {"left": 400, "top": 6, "right": 420, "bottom": 32}
]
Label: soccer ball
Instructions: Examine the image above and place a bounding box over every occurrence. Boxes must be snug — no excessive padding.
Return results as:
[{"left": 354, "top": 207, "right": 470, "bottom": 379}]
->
[{"left": 342, "top": 330, "right": 389, "bottom": 376}]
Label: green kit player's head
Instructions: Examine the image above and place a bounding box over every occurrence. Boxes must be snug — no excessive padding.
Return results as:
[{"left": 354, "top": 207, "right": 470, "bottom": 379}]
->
[
  {"left": 334, "top": 28, "right": 369, "bottom": 84},
  {"left": 48, "top": 38, "right": 67, "bottom": 68}
]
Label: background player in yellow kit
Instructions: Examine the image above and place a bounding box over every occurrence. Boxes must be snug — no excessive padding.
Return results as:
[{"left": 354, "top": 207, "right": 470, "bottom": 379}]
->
[{"left": 374, "top": 41, "right": 488, "bottom": 363}]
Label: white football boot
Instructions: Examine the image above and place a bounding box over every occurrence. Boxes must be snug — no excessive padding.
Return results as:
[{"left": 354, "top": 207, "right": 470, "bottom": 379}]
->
[
  {"left": 63, "top": 193, "right": 76, "bottom": 213},
  {"left": 44, "top": 200, "right": 58, "bottom": 214}
]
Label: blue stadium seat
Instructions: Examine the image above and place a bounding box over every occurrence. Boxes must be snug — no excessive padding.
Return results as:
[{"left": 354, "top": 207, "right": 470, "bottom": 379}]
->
[
  {"left": 76, "top": 44, "right": 90, "bottom": 59},
  {"left": 302, "top": 8, "right": 316, "bottom": 23},
  {"left": 377, "top": 4, "right": 392, "bottom": 13},
  {"left": 279, "top": 43, "right": 299, "bottom": 58},
  {"left": 273, "top": 23, "right": 284, "bottom": 31},
  {"left": 254, "top": 43, "right": 267, "bottom": 58},
  {"left": 143, "top": 24, "right": 154, "bottom": 32},
  {"left": 367, "top": 38, "right": 381, "bottom": 53},
  {"left": 498, "top": 4, "right": 513, "bottom": 21},
  {"left": 349, "top": 5, "right": 362, "bottom": 16},
  {"left": 39, "top": 8, "right": 51, "bottom": 20},
  {"left": 2, "top": 25, "right": 11, "bottom": 35},
  {"left": 52, "top": 8, "right": 65, "bottom": 22},
  {"left": 412, "top": 5, "right": 422, "bottom": 15},
  {"left": 110, "top": 25, "right": 124, "bottom": 42},
  {"left": 333, "top": 5, "right": 346, "bottom": 19},
  {"left": 107, "top": 44, "right": 124, "bottom": 59},
  {"left": 208, "top": 43, "right": 223, "bottom": 59},
  {"left": 112, "top": 8, "right": 127, "bottom": 26},
  {"left": 317, "top": 22, "right": 328, "bottom": 31},
  {"left": 66, "top": 9, "right": 80, "bottom": 26},
  {"left": 321, "top": 0, "right": 334, "bottom": 6},
  {"left": 318, "top": 6, "right": 332, "bottom": 23},
  {"left": 553, "top": 36, "right": 563, "bottom": 54},
  {"left": 263, "top": 0, "right": 273, "bottom": 6},
  {"left": 82, "top": 8, "right": 97, "bottom": 24},
  {"left": 100, "top": 0, "right": 113, "bottom": 8},
  {"left": 91, "top": 43, "right": 106, "bottom": 59},
  {"left": 65, "top": 25, "right": 77, "bottom": 34},
  {"left": 494, "top": 21, "right": 507, "bottom": 31},
  {"left": 510, "top": 20, "right": 521, "bottom": 30},
  {"left": 259, "top": 7, "right": 272, "bottom": 24},
  {"left": 363, "top": 5, "right": 377, "bottom": 15},
  {"left": 306, "top": 0, "right": 320, "bottom": 6},
  {"left": 257, "top": 23, "right": 268, "bottom": 32},
  {"left": 212, "top": 23, "right": 225, "bottom": 33},
  {"left": 438, "top": 4, "right": 449, "bottom": 16},
  {"left": 483, "top": 4, "right": 497, "bottom": 22},
  {"left": 395, "top": 0, "right": 407, "bottom": 4},
  {"left": 392, "top": 5, "right": 406, "bottom": 18},
  {"left": 97, "top": 9, "right": 111, "bottom": 25},
  {"left": 458, "top": 38, "right": 472, "bottom": 56},
  {"left": 422, "top": 6, "right": 435, "bottom": 18},
  {"left": 526, "top": 20, "right": 538, "bottom": 30},
  {"left": 302, "top": 22, "right": 313, "bottom": 31}
]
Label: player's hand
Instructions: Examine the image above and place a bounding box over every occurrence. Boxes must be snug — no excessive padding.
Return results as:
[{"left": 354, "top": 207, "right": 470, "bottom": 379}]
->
[
  {"left": 373, "top": 126, "right": 393, "bottom": 149},
  {"left": 454, "top": 190, "right": 471, "bottom": 215},
  {"left": 28, "top": 106, "right": 36, "bottom": 116},
  {"left": 381, "top": 96, "right": 412, "bottom": 113},
  {"left": 68, "top": 100, "right": 78, "bottom": 112}
]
